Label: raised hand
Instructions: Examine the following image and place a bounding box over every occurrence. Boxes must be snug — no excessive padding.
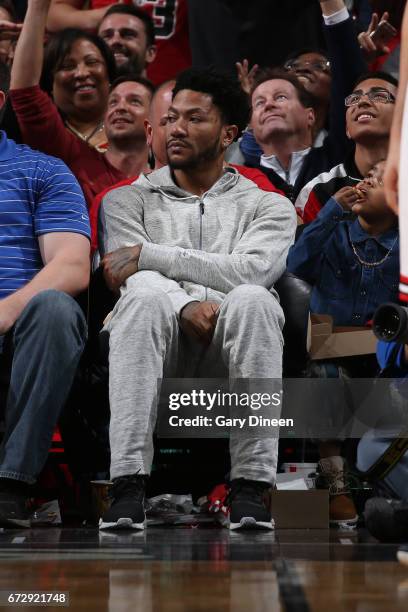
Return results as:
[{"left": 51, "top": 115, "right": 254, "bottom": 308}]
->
[
  {"left": 0, "top": 20, "right": 22, "bottom": 41},
  {"left": 333, "top": 186, "right": 362, "bottom": 212},
  {"left": 358, "top": 12, "right": 397, "bottom": 62},
  {"left": 236, "top": 59, "right": 259, "bottom": 95}
]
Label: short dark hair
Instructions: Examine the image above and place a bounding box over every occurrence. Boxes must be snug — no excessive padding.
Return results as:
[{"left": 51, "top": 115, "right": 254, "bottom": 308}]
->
[
  {"left": 100, "top": 5, "right": 155, "bottom": 48},
  {"left": 110, "top": 74, "right": 155, "bottom": 97},
  {"left": 251, "top": 68, "right": 315, "bottom": 109},
  {"left": 284, "top": 47, "right": 328, "bottom": 65},
  {"left": 353, "top": 70, "right": 399, "bottom": 91},
  {"left": 172, "top": 68, "right": 250, "bottom": 137},
  {"left": 0, "top": 0, "right": 17, "bottom": 21},
  {"left": 41, "top": 28, "right": 116, "bottom": 95},
  {"left": 0, "top": 60, "right": 10, "bottom": 94}
]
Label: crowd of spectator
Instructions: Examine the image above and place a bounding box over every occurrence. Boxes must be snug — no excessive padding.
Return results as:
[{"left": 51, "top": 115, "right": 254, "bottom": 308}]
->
[{"left": 0, "top": 0, "right": 405, "bottom": 533}]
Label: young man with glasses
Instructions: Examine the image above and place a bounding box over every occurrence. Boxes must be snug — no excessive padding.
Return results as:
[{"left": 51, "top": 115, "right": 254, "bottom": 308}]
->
[{"left": 296, "top": 71, "right": 398, "bottom": 221}]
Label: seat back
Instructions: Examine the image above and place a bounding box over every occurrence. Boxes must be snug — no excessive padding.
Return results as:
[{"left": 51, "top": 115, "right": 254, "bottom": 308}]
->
[{"left": 275, "top": 272, "right": 312, "bottom": 375}]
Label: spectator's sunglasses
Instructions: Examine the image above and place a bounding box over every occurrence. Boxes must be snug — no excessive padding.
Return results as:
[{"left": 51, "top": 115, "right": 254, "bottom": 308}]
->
[
  {"left": 284, "top": 59, "right": 331, "bottom": 74},
  {"left": 345, "top": 88, "right": 396, "bottom": 107}
]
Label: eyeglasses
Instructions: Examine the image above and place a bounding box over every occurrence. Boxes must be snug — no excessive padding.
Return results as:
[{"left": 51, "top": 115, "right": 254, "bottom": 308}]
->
[
  {"left": 345, "top": 89, "right": 396, "bottom": 107},
  {"left": 284, "top": 59, "right": 331, "bottom": 74}
]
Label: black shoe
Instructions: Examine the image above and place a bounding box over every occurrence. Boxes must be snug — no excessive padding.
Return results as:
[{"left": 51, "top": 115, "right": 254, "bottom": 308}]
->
[
  {"left": 222, "top": 479, "right": 274, "bottom": 531},
  {"left": 0, "top": 479, "right": 31, "bottom": 528},
  {"left": 364, "top": 497, "right": 408, "bottom": 542},
  {"left": 99, "top": 475, "right": 147, "bottom": 530}
]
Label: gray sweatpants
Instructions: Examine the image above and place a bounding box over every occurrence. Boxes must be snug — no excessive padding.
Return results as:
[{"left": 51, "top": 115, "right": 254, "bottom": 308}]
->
[{"left": 105, "top": 282, "right": 284, "bottom": 484}]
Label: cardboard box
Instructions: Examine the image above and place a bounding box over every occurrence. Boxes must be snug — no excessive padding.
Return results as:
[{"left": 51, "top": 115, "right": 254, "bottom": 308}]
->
[
  {"left": 307, "top": 313, "right": 377, "bottom": 360},
  {"left": 271, "top": 490, "right": 329, "bottom": 529}
]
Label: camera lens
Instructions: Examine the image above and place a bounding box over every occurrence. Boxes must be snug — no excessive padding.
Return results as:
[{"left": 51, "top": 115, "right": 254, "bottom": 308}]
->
[{"left": 373, "top": 303, "right": 408, "bottom": 344}]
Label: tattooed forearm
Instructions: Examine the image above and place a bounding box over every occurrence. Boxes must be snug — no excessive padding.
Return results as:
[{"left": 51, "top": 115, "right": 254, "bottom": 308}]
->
[{"left": 102, "top": 245, "right": 142, "bottom": 292}]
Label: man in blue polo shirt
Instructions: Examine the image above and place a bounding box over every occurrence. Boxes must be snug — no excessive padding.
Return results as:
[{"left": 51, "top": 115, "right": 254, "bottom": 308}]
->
[{"left": 0, "top": 61, "right": 91, "bottom": 527}]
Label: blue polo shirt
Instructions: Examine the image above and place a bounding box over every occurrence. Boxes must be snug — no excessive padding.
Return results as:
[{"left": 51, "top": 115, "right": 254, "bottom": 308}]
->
[
  {"left": 287, "top": 197, "right": 399, "bottom": 326},
  {"left": 0, "top": 131, "right": 90, "bottom": 298}
]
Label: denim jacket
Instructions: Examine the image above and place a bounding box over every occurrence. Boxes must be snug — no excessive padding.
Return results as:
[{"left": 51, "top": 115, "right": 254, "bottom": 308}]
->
[{"left": 287, "top": 198, "right": 399, "bottom": 326}]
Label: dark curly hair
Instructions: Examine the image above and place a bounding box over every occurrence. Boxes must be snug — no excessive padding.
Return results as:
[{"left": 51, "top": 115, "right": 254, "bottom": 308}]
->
[
  {"left": 41, "top": 28, "right": 116, "bottom": 96},
  {"left": 172, "top": 68, "right": 250, "bottom": 138},
  {"left": 284, "top": 46, "right": 329, "bottom": 66}
]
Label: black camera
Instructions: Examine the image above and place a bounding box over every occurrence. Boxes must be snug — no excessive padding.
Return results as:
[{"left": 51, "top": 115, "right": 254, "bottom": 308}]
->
[{"left": 373, "top": 302, "right": 408, "bottom": 344}]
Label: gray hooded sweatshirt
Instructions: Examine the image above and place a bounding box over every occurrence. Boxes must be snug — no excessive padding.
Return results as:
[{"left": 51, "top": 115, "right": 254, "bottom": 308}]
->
[{"left": 100, "top": 165, "right": 297, "bottom": 312}]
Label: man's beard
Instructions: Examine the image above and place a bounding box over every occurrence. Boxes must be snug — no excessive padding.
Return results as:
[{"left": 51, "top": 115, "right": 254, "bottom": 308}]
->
[
  {"left": 168, "top": 138, "right": 222, "bottom": 170},
  {"left": 116, "top": 53, "right": 146, "bottom": 77}
]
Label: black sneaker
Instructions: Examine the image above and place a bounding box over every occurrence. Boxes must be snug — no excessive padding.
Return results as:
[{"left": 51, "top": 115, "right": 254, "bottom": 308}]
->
[
  {"left": 222, "top": 479, "right": 274, "bottom": 531},
  {"left": 99, "top": 475, "right": 147, "bottom": 530},
  {"left": 364, "top": 497, "right": 408, "bottom": 542},
  {"left": 0, "top": 479, "right": 31, "bottom": 528}
]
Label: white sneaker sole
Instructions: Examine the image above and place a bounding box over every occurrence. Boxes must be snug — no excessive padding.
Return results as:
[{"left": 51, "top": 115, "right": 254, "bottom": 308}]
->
[
  {"left": 397, "top": 550, "right": 408, "bottom": 567},
  {"left": 229, "top": 516, "right": 274, "bottom": 531},
  {"left": 330, "top": 515, "right": 359, "bottom": 528},
  {"left": 99, "top": 517, "right": 145, "bottom": 530}
]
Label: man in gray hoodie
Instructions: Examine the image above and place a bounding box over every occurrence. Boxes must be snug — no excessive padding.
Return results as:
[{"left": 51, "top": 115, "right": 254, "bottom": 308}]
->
[{"left": 99, "top": 68, "right": 297, "bottom": 531}]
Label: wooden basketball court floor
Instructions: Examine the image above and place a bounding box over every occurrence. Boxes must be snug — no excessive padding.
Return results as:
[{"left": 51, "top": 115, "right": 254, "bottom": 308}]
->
[{"left": 0, "top": 527, "right": 406, "bottom": 611}]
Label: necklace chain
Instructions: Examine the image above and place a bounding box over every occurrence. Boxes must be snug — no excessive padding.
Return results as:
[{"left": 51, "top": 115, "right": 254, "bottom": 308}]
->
[
  {"left": 347, "top": 226, "right": 397, "bottom": 267},
  {"left": 66, "top": 121, "right": 104, "bottom": 144}
]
